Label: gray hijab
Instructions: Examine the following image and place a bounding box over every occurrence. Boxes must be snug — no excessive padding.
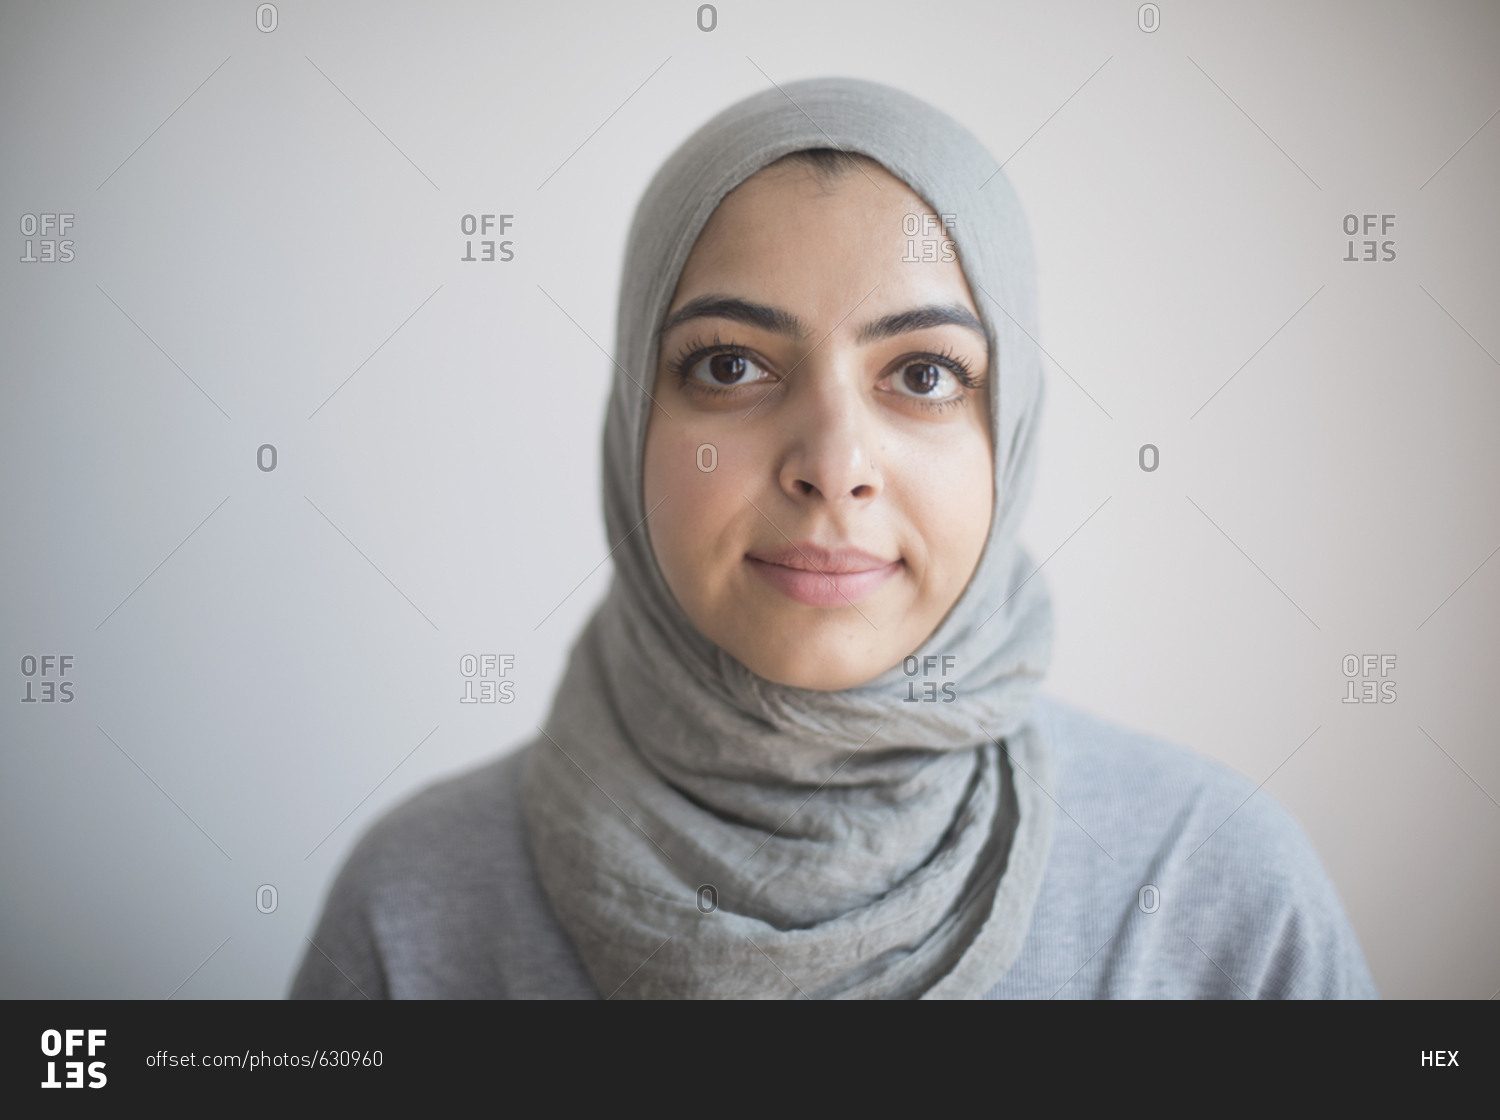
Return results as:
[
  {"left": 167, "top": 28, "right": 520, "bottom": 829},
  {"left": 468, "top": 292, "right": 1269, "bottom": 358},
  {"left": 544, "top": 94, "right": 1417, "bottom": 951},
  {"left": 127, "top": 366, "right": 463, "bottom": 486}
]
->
[{"left": 523, "top": 76, "right": 1055, "bottom": 999}]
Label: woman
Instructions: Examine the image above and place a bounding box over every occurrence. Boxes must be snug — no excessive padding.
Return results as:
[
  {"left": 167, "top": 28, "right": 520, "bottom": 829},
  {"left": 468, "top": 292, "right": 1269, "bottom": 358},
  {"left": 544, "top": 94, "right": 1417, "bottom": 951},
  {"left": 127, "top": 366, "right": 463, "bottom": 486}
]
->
[{"left": 291, "top": 77, "right": 1376, "bottom": 999}]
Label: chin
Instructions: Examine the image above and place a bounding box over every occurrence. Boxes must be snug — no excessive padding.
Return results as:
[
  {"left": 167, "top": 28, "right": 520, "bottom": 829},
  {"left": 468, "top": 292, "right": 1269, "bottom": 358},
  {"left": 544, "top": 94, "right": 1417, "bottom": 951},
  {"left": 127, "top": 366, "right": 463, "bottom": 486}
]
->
[
  {"left": 735, "top": 631, "right": 895, "bottom": 692},
  {"left": 753, "top": 660, "right": 875, "bottom": 692}
]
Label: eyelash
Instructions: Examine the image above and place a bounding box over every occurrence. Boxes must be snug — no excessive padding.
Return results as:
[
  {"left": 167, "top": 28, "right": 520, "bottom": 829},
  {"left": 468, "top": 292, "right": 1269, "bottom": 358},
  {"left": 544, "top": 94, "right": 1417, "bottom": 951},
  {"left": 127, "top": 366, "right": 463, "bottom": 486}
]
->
[
  {"left": 666, "top": 333, "right": 982, "bottom": 411},
  {"left": 666, "top": 332, "right": 755, "bottom": 394}
]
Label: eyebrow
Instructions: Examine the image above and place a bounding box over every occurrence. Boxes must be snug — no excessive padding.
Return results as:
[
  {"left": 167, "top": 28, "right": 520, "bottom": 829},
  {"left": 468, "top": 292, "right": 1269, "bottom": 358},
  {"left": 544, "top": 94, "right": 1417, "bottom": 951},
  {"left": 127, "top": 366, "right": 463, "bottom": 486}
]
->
[{"left": 658, "top": 294, "right": 986, "bottom": 345}]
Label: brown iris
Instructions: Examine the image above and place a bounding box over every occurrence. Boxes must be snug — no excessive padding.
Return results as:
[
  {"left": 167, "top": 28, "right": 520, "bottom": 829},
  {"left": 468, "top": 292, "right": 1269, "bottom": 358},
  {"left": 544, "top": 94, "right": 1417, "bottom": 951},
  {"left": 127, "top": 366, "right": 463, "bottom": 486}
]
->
[
  {"left": 902, "top": 362, "right": 941, "bottom": 394},
  {"left": 709, "top": 354, "right": 748, "bottom": 384}
]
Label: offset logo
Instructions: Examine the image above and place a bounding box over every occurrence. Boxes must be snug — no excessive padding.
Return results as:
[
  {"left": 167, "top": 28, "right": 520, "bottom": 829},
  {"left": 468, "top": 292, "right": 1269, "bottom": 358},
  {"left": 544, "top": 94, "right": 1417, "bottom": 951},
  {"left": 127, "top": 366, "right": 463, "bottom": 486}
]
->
[
  {"left": 459, "top": 214, "right": 514, "bottom": 263},
  {"left": 902, "top": 654, "right": 957, "bottom": 703},
  {"left": 19, "top": 213, "right": 75, "bottom": 262},
  {"left": 19, "top": 654, "right": 75, "bottom": 703},
  {"left": 1342, "top": 654, "right": 1396, "bottom": 704},
  {"left": 459, "top": 654, "right": 516, "bottom": 704},
  {"left": 40, "top": 1029, "right": 106, "bottom": 1089},
  {"left": 901, "top": 213, "right": 957, "bottom": 263},
  {"left": 1343, "top": 214, "right": 1396, "bottom": 262}
]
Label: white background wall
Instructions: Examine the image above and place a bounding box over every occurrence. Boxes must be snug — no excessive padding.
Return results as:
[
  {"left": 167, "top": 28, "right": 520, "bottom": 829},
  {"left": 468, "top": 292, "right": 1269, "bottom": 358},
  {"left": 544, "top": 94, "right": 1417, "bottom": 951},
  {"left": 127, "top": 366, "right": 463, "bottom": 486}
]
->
[{"left": 2, "top": 0, "right": 1495, "bottom": 998}]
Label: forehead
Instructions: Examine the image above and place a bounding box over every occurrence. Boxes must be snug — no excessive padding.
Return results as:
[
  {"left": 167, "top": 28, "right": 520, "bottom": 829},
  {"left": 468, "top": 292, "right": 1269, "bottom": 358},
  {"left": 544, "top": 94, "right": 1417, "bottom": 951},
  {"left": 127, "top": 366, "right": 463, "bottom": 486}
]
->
[{"left": 669, "top": 159, "right": 980, "bottom": 323}]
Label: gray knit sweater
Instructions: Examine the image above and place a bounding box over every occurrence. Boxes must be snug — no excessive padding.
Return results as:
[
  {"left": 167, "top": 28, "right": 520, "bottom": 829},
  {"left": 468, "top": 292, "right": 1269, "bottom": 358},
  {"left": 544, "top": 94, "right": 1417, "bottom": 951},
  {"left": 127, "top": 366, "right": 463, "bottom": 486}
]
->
[{"left": 289, "top": 695, "right": 1378, "bottom": 999}]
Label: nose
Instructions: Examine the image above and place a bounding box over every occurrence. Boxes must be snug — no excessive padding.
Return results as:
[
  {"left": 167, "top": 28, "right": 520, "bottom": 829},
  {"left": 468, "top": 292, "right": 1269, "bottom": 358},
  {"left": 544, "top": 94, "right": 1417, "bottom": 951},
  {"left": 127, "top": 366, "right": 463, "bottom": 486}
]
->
[{"left": 776, "top": 366, "right": 883, "bottom": 506}]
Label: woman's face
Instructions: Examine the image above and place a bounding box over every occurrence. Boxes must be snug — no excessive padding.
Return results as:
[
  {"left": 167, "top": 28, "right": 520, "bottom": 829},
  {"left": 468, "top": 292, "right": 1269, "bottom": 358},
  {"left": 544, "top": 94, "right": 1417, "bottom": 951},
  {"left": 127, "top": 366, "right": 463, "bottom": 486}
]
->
[{"left": 642, "top": 158, "right": 994, "bottom": 691}]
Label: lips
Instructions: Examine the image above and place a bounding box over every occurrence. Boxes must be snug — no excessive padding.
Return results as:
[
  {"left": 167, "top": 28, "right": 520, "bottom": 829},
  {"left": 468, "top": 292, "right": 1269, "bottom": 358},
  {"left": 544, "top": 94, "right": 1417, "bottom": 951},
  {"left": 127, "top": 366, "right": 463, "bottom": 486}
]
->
[{"left": 745, "top": 541, "right": 903, "bottom": 608}]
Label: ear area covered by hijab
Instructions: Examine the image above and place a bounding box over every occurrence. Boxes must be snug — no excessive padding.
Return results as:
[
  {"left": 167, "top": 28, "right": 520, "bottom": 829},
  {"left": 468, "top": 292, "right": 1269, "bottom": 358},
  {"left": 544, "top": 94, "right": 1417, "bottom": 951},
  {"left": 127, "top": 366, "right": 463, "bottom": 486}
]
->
[{"left": 523, "top": 76, "right": 1056, "bottom": 999}]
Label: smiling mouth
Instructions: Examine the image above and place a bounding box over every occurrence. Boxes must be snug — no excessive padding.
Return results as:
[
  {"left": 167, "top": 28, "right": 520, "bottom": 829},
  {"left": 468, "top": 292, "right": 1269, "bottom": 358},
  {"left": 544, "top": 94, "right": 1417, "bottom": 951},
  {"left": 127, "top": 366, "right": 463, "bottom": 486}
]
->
[{"left": 744, "top": 543, "right": 904, "bottom": 608}]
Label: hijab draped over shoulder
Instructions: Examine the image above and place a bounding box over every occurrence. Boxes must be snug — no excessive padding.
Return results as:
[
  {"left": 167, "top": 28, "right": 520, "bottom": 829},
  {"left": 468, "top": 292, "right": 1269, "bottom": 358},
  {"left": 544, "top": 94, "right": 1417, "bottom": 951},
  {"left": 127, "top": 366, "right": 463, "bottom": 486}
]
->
[{"left": 523, "top": 76, "right": 1055, "bottom": 999}]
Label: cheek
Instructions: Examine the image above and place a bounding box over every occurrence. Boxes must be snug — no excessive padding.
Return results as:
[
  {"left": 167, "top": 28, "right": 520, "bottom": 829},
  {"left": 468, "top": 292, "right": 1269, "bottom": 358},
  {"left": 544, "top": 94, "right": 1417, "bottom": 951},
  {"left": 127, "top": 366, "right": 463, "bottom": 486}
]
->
[
  {"left": 895, "top": 431, "right": 994, "bottom": 588},
  {"left": 643, "top": 419, "right": 761, "bottom": 590}
]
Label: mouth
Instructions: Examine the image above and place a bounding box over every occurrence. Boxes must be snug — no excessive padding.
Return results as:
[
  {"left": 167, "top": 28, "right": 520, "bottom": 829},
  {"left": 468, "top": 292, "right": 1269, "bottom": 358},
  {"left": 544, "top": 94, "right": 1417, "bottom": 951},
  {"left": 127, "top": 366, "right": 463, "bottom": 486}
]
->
[{"left": 744, "top": 541, "right": 904, "bottom": 608}]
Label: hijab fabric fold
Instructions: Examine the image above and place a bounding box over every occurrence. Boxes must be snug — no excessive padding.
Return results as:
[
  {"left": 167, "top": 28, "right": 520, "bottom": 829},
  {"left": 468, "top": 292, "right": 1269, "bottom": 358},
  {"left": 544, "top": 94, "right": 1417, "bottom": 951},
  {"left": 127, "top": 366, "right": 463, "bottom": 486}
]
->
[{"left": 524, "top": 76, "right": 1056, "bottom": 999}]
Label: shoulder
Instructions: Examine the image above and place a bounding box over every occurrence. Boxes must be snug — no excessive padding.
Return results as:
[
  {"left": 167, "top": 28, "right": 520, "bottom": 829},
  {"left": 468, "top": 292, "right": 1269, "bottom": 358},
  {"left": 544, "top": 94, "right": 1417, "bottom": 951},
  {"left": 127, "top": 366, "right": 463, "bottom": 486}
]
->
[
  {"left": 1035, "top": 693, "right": 1327, "bottom": 870},
  {"left": 1038, "top": 693, "right": 1262, "bottom": 806},
  {"left": 999, "top": 695, "right": 1378, "bottom": 999},
  {"left": 329, "top": 746, "right": 528, "bottom": 897},
  {"left": 289, "top": 742, "right": 595, "bottom": 999}
]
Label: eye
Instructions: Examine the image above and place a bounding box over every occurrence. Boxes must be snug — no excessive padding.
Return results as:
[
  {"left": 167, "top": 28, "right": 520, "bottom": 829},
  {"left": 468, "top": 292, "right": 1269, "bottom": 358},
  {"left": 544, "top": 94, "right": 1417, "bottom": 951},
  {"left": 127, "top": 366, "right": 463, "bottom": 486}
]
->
[
  {"left": 680, "top": 348, "right": 772, "bottom": 389},
  {"left": 885, "top": 358, "right": 964, "bottom": 401}
]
